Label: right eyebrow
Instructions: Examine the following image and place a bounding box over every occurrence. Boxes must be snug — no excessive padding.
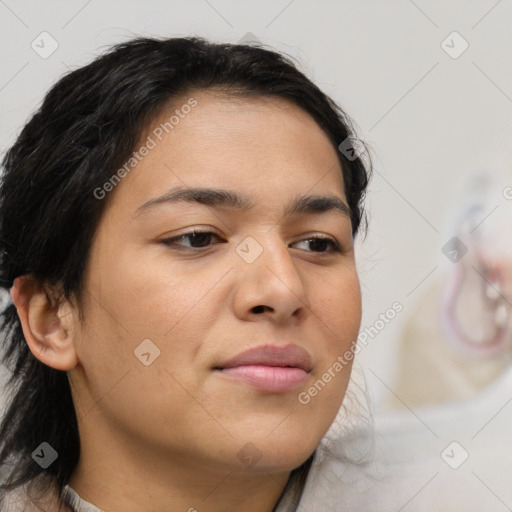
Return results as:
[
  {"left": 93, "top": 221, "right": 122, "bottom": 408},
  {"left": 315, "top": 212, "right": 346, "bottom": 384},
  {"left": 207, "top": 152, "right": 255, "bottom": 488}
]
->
[{"left": 134, "top": 187, "right": 253, "bottom": 216}]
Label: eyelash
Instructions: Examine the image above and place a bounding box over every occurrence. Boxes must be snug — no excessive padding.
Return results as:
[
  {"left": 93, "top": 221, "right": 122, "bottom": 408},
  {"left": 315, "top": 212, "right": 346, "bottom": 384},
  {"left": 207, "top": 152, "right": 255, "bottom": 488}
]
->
[{"left": 161, "top": 229, "right": 342, "bottom": 254}]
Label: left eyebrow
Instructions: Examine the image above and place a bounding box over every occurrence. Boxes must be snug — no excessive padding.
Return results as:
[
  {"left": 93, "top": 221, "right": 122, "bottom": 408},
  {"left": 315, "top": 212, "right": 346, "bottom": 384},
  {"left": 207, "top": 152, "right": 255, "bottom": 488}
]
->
[
  {"left": 134, "top": 186, "right": 351, "bottom": 221},
  {"left": 286, "top": 193, "right": 351, "bottom": 220}
]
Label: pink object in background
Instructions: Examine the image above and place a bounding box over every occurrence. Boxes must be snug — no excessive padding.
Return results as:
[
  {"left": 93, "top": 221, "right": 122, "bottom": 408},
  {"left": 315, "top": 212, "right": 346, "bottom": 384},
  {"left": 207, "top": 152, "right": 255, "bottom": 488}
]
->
[{"left": 440, "top": 173, "right": 512, "bottom": 358}]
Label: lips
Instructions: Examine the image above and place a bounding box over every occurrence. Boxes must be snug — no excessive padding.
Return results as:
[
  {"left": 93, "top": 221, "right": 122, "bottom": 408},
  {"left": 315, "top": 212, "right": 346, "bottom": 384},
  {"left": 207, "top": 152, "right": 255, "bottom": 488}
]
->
[{"left": 214, "top": 344, "right": 312, "bottom": 393}]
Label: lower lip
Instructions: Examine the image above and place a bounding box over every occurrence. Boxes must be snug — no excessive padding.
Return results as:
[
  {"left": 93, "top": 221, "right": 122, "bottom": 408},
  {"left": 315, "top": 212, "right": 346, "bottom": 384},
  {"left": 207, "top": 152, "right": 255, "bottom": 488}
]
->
[{"left": 216, "top": 365, "right": 309, "bottom": 393}]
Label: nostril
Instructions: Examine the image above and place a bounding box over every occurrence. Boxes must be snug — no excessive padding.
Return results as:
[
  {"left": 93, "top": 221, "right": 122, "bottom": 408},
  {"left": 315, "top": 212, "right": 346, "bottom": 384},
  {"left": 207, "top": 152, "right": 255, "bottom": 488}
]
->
[{"left": 252, "top": 305, "right": 270, "bottom": 314}]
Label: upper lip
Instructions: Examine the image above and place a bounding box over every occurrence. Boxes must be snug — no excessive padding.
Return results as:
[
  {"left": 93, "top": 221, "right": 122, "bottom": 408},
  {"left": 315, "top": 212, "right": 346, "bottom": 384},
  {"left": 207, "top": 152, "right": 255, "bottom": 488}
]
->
[{"left": 216, "top": 344, "right": 313, "bottom": 372}]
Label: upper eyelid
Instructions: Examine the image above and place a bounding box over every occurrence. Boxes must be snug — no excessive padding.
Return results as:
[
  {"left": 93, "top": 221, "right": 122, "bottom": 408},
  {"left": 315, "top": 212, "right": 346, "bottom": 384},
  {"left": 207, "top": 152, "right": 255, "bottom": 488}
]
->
[{"left": 164, "top": 229, "right": 222, "bottom": 241}]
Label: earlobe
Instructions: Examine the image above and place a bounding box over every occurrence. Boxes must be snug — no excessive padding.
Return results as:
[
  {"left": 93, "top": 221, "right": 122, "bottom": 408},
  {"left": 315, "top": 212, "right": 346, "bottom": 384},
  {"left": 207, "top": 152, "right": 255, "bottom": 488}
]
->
[{"left": 10, "top": 275, "right": 79, "bottom": 371}]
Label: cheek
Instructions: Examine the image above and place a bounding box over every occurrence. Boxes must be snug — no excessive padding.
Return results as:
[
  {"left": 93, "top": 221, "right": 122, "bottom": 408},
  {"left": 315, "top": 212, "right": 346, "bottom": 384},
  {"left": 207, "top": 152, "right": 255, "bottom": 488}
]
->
[
  {"left": 95, "top": 246, "right": 221, "bottom": 339},
  {"left": 80, "top": 251, "right": 228, "bottom": 406},
  {"left": 313, "top": 269, "right": 362, "bottom": 346},
  {"left": 73, "top": 293, "right": 208, "bottom": 443},
  {"left": 305, "top": 269, "right": 361, "bottom": 391}
]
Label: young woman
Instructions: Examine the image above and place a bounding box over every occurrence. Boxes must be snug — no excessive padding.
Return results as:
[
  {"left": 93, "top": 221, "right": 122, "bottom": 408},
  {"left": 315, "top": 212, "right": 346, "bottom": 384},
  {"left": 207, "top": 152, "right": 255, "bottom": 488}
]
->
[{"left": 0, "top": 36, "right": 371, "bottom": 511}]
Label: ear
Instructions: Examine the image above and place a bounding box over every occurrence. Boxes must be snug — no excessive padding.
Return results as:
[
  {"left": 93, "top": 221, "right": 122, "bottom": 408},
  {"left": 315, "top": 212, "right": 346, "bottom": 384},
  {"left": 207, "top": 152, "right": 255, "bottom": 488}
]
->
[{"left": 10, "top": 275, "right": 79, "bottom": 371}]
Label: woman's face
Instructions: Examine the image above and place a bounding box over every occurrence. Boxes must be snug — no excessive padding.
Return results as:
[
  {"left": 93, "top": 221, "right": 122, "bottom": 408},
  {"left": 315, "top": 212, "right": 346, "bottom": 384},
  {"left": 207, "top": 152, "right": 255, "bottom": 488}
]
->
[{"left": 69, "top": 91, "right": 362, "bottom": 477}]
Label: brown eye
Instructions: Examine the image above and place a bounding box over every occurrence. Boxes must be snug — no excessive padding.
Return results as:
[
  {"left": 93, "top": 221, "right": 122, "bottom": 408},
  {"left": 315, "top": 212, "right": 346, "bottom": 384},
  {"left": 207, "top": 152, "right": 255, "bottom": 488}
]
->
[
  {"left": 292, "top": 236, "right": 341, "bottom": 253},
  {"left": 162, "top": 230, "right": 223, "bottom": 249}
]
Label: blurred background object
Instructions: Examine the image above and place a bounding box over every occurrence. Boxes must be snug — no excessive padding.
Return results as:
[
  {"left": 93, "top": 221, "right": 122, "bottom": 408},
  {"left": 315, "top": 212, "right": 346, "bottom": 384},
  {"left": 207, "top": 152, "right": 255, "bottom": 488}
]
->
[{"left": 388, "top": 172, "right": 512, "bottom": 409}]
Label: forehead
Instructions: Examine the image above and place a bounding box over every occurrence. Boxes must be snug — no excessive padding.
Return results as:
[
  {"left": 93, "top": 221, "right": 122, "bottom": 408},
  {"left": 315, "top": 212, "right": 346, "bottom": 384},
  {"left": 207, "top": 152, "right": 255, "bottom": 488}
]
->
[{"left": 107, "top": 90, "right": 346, "bottom": 216}]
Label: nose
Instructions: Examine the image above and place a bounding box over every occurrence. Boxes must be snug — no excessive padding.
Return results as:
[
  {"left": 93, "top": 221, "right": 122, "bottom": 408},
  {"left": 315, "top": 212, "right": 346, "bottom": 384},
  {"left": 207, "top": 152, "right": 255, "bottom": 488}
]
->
[{"left": 231, "top": 235, "right": 310, "bottom": 324}]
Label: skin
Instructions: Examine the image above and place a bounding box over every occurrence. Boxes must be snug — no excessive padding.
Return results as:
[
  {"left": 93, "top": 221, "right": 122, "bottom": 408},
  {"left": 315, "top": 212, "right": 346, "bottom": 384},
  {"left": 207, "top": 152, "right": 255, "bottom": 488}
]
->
[{"left": 11, "top": 90, "right": 362, "bottom": 512}]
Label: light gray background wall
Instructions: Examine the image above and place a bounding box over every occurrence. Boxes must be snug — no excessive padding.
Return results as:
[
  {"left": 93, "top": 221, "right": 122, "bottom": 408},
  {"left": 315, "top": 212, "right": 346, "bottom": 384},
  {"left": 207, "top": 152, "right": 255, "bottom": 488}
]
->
[{"left": 0, "top": 0, "right": 511, "bottom": 409}]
